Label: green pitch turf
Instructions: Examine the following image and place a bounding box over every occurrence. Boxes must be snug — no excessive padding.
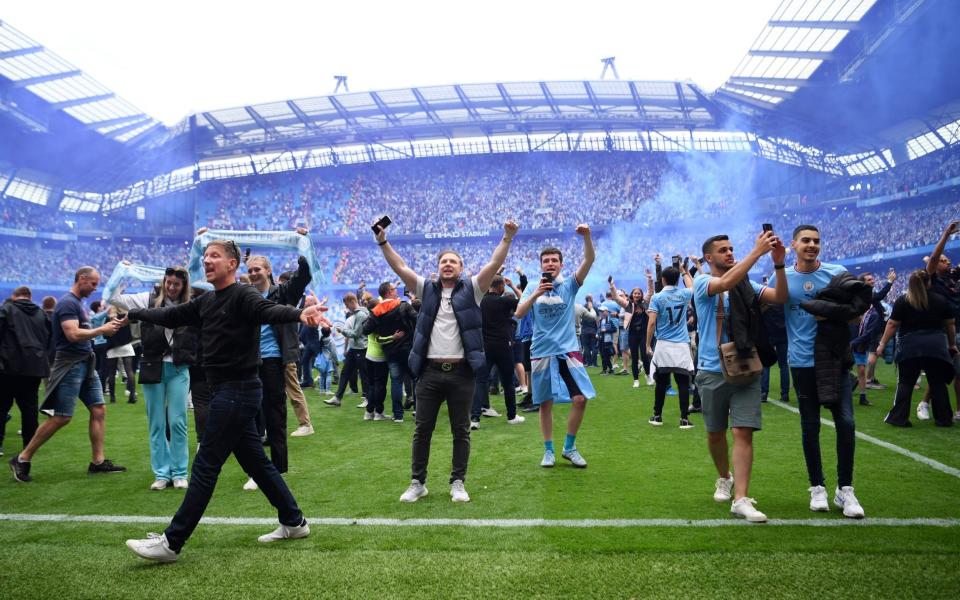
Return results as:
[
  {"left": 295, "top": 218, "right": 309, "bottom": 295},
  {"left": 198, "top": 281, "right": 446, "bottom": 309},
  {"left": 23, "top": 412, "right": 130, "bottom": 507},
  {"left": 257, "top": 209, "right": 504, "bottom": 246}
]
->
[{"left": 1, "top": 363, "right": 958, "bottom": 599}]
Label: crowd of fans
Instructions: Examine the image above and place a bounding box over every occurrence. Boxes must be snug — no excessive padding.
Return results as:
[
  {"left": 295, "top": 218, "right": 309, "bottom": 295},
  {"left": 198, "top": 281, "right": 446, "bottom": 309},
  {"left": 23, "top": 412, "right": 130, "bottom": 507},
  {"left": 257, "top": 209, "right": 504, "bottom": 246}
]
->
[{"left": 0, "top": 198, "right": 73, "bottom": 233}]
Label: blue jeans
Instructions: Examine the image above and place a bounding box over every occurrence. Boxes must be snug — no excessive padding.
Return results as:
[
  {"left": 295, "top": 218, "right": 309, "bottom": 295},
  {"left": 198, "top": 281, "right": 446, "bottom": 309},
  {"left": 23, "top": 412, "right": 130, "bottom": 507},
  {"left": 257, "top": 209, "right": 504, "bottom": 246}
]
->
[
  {"left": 163, "top": 379, "right": 303, "bottom": 552},
  {"left": 142, "top": 362, "right": 190, "bottom": 481},
  {"left": 760, "top": 339, "right": 790, "bottom": 399},
  {"left": 388, "top": 355, "right": 413, "bottom": 419},
  {"left": 791, "top": 367, "right": 856, "bottom": 488},
  {"left": 299, "top": 340, "right": 322, "bottom": 387}
]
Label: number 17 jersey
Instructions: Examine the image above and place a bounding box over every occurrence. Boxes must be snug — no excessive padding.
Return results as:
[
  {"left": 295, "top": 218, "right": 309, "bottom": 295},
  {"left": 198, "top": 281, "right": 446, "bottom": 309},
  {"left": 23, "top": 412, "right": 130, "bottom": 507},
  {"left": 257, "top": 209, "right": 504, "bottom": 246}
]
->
[{"left": 648, "top": 286, "right": 693, "bottom": 343}]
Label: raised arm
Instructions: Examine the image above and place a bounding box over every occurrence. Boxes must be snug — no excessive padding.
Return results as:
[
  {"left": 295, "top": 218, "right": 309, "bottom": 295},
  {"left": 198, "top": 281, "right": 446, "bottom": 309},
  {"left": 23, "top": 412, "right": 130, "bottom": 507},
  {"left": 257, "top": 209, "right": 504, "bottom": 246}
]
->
[
  {"left": 574, "top": 224, "right": 595, "bottom": 287},
  {"left": 374, "top": 222, "right": 419, "bottom": 291},
  {"left": 515, "top": 277, "right": 552, "bottom": 319},
  {"left": 129, "top": 299, "right": 202, "bottom": 330},
  {"left": 927, "top": 222, "right": 958, "bottom": 276},
  {"left": 706, "top": 231, "right": 777, "bottom": 296},
  {"left": 278, "top": 254, "right": 312, "bottom": 306},
  {"left": 608, "top": 278, "right": 630, "bottom": 309},
  {"left": 757, "top": 240, "right": 788, "bottom": 305},
  {"left": 476, "top": 221, "right": 519, "bottom": 292}
]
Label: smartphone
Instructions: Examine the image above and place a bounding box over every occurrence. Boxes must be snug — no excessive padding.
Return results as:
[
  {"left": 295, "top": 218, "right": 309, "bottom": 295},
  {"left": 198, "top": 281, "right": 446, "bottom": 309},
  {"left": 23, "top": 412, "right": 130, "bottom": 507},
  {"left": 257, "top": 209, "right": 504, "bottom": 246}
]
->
[
  {"left": 371, "top": 215, "right": 392, "bottom": 234},
  {"left": 541, "top": 272, "right": 554, "bottom": 283},
  {"left": 683, "top": 256, "right": 690, "bottom": 269},
  {"left": 762, "top": 223, "right": 774, "bottom": 233},
  {"left": 607, "top": 275, "right": 613, "bottom": 284},
  {"left": 672, "top": 255, "right": 681, "bottom": 269}
]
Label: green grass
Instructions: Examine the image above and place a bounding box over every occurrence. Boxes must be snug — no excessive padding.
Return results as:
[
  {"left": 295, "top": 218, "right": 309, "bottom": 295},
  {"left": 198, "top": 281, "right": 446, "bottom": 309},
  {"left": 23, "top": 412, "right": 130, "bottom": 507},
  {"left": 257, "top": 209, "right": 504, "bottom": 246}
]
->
[{"left": 1, "top": 363, "right": 959, "bottom": 599}]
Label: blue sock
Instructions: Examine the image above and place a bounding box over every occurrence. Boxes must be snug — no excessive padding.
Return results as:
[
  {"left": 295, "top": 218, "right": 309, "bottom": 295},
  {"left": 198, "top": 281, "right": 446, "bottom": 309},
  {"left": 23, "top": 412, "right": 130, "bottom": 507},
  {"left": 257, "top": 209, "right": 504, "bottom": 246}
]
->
[
  {"left": 563, "top": 434, "right": 576, "bottom": 453},
  {"left": 544, "top": 440, "right": 554, "bottom": 453}
]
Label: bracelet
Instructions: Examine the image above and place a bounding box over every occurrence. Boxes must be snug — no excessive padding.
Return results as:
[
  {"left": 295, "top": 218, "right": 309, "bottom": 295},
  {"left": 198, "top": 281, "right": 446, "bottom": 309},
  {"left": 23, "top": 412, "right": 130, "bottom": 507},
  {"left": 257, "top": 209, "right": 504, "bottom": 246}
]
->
[
  {"left": 773, "top": 264, "right": 785, "bottom": 270},
  {"left": 377, "top": 240, "right": 388, "bottom": 246}
]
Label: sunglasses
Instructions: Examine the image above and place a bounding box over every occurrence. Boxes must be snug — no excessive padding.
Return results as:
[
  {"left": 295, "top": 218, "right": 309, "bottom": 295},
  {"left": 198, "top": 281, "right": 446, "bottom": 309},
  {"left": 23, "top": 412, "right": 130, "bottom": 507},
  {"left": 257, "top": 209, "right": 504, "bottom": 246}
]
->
[{"left": 165, "top": 268, "right": 188, "bottom": 280}]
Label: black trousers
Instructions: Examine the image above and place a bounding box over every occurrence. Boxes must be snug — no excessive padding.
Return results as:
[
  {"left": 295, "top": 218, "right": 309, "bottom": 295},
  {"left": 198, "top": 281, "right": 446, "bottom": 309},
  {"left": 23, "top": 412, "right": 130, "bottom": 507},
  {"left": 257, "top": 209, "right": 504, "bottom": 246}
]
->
[
  {"left": 629, "top": 330, "right": 651, "bottom": 379},
  {"left": 105, "top": 355, "right": 136, "bottom": 402},
  {"left": 472, "top": 343, "right": 518, "bottom": 420},
  {"left": 887, "top": 357, "right": 955, "bottom": 427},
  {"left": 258, "top": 358, "right": 288, "bottom": 473},
  {"left": 654, "top": 371, "right": 690, "bottom": 419},
  {"left": 366, "top": 360, "right": 389, "bottom": 415},
  {"left": 0, "top": 374, "right": 40, "bottom": 450},
  {"left": 336, "top": 348, "right": 370, "bottom": 400},
  {"left": 189, "top": 366, "right": 211, "bottom": 443},
  {"left": 412, "top": 363, "right": 474, "bottom": 484}
]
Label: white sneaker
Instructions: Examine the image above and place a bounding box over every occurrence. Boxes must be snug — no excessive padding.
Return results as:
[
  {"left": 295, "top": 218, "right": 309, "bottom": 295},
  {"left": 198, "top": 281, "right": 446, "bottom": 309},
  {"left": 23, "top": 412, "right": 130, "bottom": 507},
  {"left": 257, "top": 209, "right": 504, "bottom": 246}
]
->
[
  {"left": 243, "top": 477, "right": 258, "bottom": 491},
  {"left": 450, "top": 479, "right": 470, "bottom": 502},
  {"left": 506, "top": 415, "right": 526, "bottom": 425},
  {"left": 399, "top": 479, "right": 428, "bottom": 502},
  {"left": 540, "top": 450, "right": 556, "bottom": 468},
  {"left": 834, "top": 486, "right": 865, "bottom": 519},
  {"left": 290, "top": 425, "right": 315, "bottom": 437},
  {"left": 258, "top": 520, "right": 310, "bottom": 542},
  {"left": 172, "top": 478, "right": 188, "bottom": 490},
  {"left": 730, "top": 497, "right": 767, "bottom": 523},
  {"left": 632, "top": 380, "right": 640, "bottom": 388},
  {"left": 645, "top": 374, "right": 654, "bottom": 386},
  {"left": 470, "top": 420, "right": 480, "bottom": 430},
  {"left": 917, "top": 401, "right": 931, "bottom": 421},
  {"left": 713, "top": 475, "right": 734, "bottom": 502},
  {"left": 481, "top": 407, "right": 501, "bottom": 418},
  {"left": 357, "top": 399, "right": 368, "bottom": 408},
  {"left": 126, "top": 533, "right": 178, "bottom": 563},
  {"left": 808, "top": 485, "right": 829, "bottom": 512},
  {"left": 363, "top": 411, "right": 374, "bottom": 421},
  {"left": 373, "top": 412, "right": 391, "bottom": 421},
  {"left": 323, "top": 397, "right": 341, "bottom": 406},
  {"left": 515, "top": 386, "right": 528, "bottom": 394},
  {"left": 149, "top": 479, "right": 169, "bottom": 491}
]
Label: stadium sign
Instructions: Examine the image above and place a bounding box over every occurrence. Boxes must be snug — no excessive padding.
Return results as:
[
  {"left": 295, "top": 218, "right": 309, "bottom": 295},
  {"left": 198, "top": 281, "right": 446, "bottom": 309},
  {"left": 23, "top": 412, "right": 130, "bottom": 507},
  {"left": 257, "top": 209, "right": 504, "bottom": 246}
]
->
[{"left": 423, "top": 230, "right": 491, "bottom": 239}]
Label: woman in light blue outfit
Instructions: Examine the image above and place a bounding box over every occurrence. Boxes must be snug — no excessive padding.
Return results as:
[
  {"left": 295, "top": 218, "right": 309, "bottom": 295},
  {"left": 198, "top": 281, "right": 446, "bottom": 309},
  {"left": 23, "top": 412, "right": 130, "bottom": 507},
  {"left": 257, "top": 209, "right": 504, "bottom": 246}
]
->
[{"left": 111, "top": 266, "right": 198, "bottom": 491}]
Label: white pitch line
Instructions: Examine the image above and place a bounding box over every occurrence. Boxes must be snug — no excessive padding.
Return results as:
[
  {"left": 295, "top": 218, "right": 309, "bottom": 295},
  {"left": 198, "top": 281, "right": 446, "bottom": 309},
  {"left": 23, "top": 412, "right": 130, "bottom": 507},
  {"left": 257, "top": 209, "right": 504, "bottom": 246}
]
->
[
  {"left": 767, "top": 398, "right": 960, "bottom": 479},
  {"left": 0, "top": 513, "right": 958, "bottom": 528}
]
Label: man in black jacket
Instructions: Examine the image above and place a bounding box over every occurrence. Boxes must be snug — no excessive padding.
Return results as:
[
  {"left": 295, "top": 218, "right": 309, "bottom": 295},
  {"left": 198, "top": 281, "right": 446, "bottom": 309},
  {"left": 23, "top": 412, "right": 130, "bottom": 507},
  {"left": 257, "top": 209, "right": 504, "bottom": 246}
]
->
[
  {"left": 0, "top": 287, "right": 51, "bottom": 457},
  {"left": 246, "top": 243, "right": 311, "bottom": 484},
  {"left": 124, "top": 238, "right": 327, "bottom": 563},
  {"left": 364, "top": 281, "right": 417, "bottom": 421}
]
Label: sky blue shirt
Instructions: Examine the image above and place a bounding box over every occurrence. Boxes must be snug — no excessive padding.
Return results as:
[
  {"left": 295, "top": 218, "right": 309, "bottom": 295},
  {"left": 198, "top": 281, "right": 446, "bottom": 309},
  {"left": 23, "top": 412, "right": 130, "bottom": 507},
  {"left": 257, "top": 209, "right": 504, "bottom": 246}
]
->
[
  {"left": 693, "top": 274, "right": 766, "bottom": 373},
  {"left": 522, "top": 275, "right": 581, "bottom": 359},
  {"left": 601, "top": 299, "right": 622, "bottom": 317},
  {"left": 784, "top": 262, "right": 847, "bottom": 368},
  {"left": 259, "top": 290, "right": 282, "bottom": 359},
  {"left": 649, "top": 286, "right": 693, "bottom": 343}
]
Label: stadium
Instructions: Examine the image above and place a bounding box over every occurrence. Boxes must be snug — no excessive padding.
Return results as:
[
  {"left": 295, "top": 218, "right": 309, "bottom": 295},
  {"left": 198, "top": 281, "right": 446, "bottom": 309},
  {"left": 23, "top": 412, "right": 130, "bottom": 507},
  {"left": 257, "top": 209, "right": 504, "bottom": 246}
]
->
[{"left": 1, "top": 0, "right": 959, "bottom": 598}]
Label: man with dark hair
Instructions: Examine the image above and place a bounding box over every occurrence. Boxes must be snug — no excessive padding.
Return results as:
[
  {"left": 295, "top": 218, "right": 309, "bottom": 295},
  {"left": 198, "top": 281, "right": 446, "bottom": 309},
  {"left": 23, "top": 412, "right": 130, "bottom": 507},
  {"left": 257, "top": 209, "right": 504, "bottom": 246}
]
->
[
  {"left": 333, "top": 293, "right": 373, "bottom": 416},
  {"left": 693, "top": 231, "right": 787, "bottom": 523},
  {"left": 785, "top": 224, "right": 864, "bottom": 518},
  {"left": 470, "top": 274, "right": 526, "bottom": 429},
  {"left": 124, "top": 239, "right": 328, "bottom": 562},
  {"left": 645, "top": 264, "right": 695, "bottom": 429},
  {"left": 375, "top": 219, "right": 518, "bottom": 503},
  {"left": 0, "top": 286, "right": 50, "bottom": 460},
  {"left": 515, "top": 227, "right": 596, "bottom": 469},
  {"left": 363, "top": 280, "right": 418, "bottom": 421},
  {"left": 10, "top": 268, "right": 126, "bottom": 483}
]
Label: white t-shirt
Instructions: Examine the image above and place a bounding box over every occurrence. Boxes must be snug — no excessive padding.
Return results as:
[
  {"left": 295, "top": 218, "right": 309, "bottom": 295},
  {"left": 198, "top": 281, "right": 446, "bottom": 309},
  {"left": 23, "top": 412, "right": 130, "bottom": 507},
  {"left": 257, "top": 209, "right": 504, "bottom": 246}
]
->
[{"left": 416, "top": 275, "right": 485, "bottom": 359}]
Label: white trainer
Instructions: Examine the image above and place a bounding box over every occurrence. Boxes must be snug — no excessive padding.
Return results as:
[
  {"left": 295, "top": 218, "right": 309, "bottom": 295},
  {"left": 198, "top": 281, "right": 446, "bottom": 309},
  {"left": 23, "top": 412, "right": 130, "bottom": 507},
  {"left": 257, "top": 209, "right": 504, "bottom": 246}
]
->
[
  {"left": 363, "top": 411, "right": 374, "bottom": 421},
  {"left": 713, "top": 475, "right": 734, "bottom": 502},
  {"left": 356, "top": 398, "right": 368, "bottom": 408},
  {"left": 808, "top": 485, "right": 829, "bottom": 512},
  {"left": 506, "top": 415, "right": 526, "bottom": 425},
  {"left": 290, "top": 425, "right": 315, "bottom": 437},
  {"left": 917, "top": 401, "right": 931, "bottom": 421},
  {"left": 834, "top": 486, "right": 865, "bottom": 519},
  {"left": 540, "top": 450, "right": 556, "bottom": 468},
  {"left": 481, "top": 407, "right": 501, "bottom": 418},
  {"left": 632, "top": 380, "right": 640, "bottom": 388},
  {"left": 730, "top": 497, "right": 767, "bottom": 523},
  {"left": 172, "top": 478, "right": 188, "bottom": 490},
  {"left": 470, "top": 420, "right": 480, "bottom": 430},
  {"left": 126, "top": 533, "right": 178, "bottom": 563},
  {"left": 243, "top": 477, "right": 258, "bottom": 491},
  {"left": 450, "top": 479, "right": 470, "bottom": 502},
  {"left": 258, "top": 520, "right": 310, "bottom": 543},
  {"left": 149, "top": 479, "right": 169, "bottom": 491},
  {"left": 645, "top": 374, "right": 654, "bottom": 386},
  {"left": 399, "top": 479, "right": 428, "bottom": 502}
]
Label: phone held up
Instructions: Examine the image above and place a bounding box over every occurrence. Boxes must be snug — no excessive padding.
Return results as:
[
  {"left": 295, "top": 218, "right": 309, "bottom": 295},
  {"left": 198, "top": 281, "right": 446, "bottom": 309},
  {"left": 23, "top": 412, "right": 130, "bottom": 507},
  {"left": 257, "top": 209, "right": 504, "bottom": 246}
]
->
[
  {"left": 762, "top": 223, "right": 774, "bottom": 233},
  {"left": 372, "top": 215, "right": 392, "bottom": 234}
]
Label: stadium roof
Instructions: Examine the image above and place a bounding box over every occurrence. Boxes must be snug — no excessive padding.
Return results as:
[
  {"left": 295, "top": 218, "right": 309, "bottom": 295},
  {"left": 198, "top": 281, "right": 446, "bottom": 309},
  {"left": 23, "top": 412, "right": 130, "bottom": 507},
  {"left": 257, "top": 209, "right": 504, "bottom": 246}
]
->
[{"left": 0, "top": 19, "right": 162, "bottom": 144}]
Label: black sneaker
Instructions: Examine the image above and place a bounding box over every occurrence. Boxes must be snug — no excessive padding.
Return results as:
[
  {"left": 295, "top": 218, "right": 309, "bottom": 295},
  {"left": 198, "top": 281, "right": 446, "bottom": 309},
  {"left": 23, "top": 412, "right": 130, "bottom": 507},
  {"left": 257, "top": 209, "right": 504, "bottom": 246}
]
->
[
  {"left": 10, "top": 456, "right": 32, "bottom": 482},
  {"left": 648, "top": 415, "right": 663, "bottom": 426},
  {"left": 760, "top": 393, "right": 768, "bottom": 403},
  {"left": 859, "top": 398, "right": 873, "bottom": 406},
  {"left": 688, "top": 405, "right": 703, "bottom": 414},
  {"left": 88, "top": 459, "right": 126, "bottom": 474},
  {"left": 521, "top": 404, "right": 540, "bottom": 413},
  {"left": 679, "top": 418, "right": 695, "bottom": 430}
]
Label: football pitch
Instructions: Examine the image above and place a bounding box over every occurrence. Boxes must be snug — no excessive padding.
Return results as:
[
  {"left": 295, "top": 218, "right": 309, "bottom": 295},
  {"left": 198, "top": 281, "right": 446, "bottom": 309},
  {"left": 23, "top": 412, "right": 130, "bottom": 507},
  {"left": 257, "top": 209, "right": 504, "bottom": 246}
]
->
[{"left": 1, "top": 363, "right": 958, "bottom": 599}]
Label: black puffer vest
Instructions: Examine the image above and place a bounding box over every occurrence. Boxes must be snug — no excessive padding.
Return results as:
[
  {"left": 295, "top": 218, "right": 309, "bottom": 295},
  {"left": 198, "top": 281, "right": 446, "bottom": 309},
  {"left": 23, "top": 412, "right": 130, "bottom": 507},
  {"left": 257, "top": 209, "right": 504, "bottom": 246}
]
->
[{"left": 409, "top": 276, "right": 485, "bottom": 376}]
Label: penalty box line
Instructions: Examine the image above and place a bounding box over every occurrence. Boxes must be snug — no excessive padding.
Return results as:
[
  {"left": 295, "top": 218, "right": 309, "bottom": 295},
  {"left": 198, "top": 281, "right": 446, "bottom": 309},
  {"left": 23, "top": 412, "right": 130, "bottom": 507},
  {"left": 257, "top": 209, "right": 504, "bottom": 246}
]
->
[
  {"left": 767, "top": 399, "right": 960, "bottom": 479},
  {"left": 0, "top": 513, "right": 958, "bottom": 528}
]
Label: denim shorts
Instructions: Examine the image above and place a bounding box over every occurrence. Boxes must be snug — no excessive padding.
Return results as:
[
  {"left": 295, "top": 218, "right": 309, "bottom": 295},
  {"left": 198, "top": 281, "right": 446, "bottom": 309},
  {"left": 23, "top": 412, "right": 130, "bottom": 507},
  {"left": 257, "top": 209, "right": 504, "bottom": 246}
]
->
[
  {"left": 49, "top": 359, "right": 105, "bottom": 417},
  {"left": 852, "top": 351, "right": 868, "bottom": 366},
  {"left": 696, "top": 370, "right": 761, "bottom": 433},
  {"left": 618, "top": 330, "right": 629, "bottom": 349}
]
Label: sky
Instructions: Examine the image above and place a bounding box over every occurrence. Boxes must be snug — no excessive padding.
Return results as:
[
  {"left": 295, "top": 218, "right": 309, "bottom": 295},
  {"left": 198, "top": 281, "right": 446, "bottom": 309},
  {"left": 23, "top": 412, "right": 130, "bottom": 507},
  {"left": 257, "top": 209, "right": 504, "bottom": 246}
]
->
[{"left": 3, "top": 0, "right": 777, "bottom": 125}]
